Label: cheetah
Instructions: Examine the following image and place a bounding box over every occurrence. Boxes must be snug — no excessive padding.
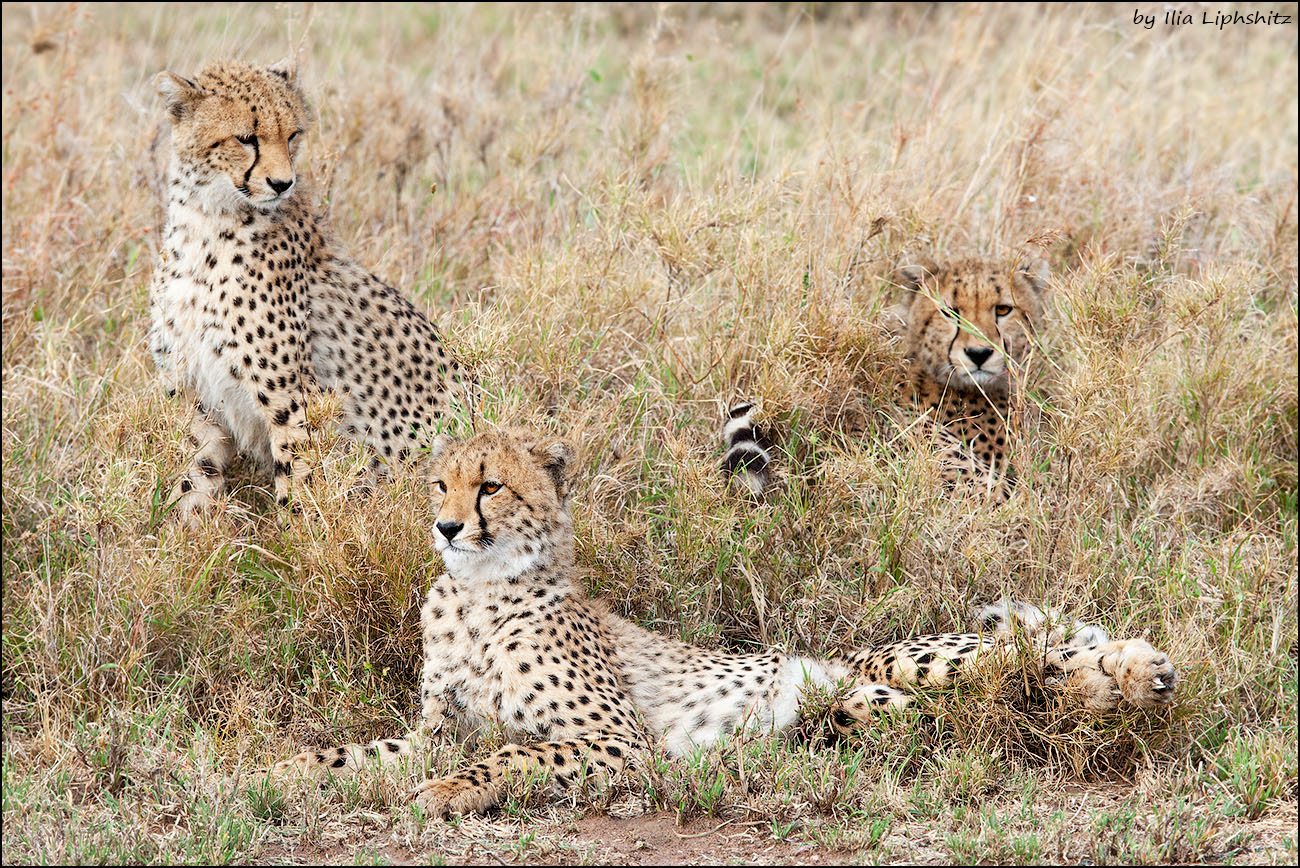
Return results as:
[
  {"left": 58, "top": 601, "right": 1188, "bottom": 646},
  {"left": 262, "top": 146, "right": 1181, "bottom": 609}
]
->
[
  {"left": 149, "top": 58, "right": 465, "bottom": 518},
  {"left": 271, "top": 427, "right": 1176, "bottom": 818},
  {"left": 722, "top": 256, "right": 1048, "bottom": 500}
]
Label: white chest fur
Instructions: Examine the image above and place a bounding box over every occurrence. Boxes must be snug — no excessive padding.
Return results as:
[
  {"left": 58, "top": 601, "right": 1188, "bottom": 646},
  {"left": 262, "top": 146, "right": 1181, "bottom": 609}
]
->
[{"left": 151, "top": 194, "right": 290, "bottom": 463}]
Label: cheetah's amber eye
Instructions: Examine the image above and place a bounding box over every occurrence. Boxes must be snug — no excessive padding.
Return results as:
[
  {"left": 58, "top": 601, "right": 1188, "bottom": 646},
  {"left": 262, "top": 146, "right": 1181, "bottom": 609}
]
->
[
  {"left": 481, "top": 482, "right": 502, "bottom": 495},
  {"left": 235, "top": 134, "right": 257, "bottom": 146},
  {"left": 995, "top": 304, "right": 1013, "bottom": 317},
  {"left": 434, "top": 480, "right": 446, "bottom": 493},
  {"left": 288, "top": 130, "right": 301, "bottom": 145},
  {"left": 941, "top": 306, "right": 959, "bottom": 320}
]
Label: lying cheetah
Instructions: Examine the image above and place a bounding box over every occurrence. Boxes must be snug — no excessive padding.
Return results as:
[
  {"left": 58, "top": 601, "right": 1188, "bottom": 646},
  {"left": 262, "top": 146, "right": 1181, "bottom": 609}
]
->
[
  {"left": 149, "top": 58, "right": 465, "bottom": 517},
  {"left": 723, "top": 256, "right": 1048, "bottom": 500},
  {"left": 272, "top": 428, "right": 1175, "bottom": 818}
]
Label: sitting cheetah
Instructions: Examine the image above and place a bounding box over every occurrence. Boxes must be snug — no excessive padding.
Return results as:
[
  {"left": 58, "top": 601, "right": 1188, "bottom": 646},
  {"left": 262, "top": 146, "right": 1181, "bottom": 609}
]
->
[
  {"left": 723, "top": 256, "right": 1048, "bottom": 500},
  {"left": 271, "top": 428, "right": 1175, "bottom": 818},
  {"left": 149, "top": 58, "right": 465, "bottom": 518}
]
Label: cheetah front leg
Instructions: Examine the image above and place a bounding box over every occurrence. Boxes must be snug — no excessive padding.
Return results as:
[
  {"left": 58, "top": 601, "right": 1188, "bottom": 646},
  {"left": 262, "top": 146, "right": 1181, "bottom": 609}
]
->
[
  {"left": 343, "top": 455, "right": 391, "bottom": 501},
  {"left": 936, "top": 440, "right": 1013, "bottom": 503},
  {"left": 413, "top": 733, "right": 638, "bottom": 819},
  {"left": 170, "top": 402, "right": 236, "bottom": 523},
  {"left": 263, "top": 375, "right": 312, "bottom": 511},
  {"left": 272, "top": 695, "right": 449, "bottom": 781},
  {"left": 272, "top": 730, "right": 428, "bottom": 780}
]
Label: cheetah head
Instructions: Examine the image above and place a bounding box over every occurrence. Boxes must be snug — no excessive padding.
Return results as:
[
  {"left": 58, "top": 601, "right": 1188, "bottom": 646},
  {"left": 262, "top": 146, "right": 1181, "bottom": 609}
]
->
[
  {"left": 427, "top": 428, "right": 577, "bottom": 580},
  {"left": 883, "top": 257, "right": 1049, "bottom": 395},
  {"left": 155, "top": 58, "right": 309, "bottom": 210}
]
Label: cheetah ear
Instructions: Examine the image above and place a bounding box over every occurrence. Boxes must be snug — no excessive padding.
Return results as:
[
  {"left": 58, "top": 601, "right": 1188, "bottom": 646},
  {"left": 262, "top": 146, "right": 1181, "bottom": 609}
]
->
[
  {"left": 428, "top": 433, "right": 457, "bottom": 462},
  {"left": 883, "top": 256, "right": 937, "bottom": 336},
  {"left": 1015, "top": 257, "right": 1050, "bottom": 295},
  {"left": 892, "top": 255, "right": 940, "bottom": 293},
  {"left": 267, "top": 56, "right": 298, "bottom": 85},
  {"left": 155, "top": 71, "right": 203, "bottom": 122},
  {"left": 529, "top": 437, "right": 577, "bottom": 499}
]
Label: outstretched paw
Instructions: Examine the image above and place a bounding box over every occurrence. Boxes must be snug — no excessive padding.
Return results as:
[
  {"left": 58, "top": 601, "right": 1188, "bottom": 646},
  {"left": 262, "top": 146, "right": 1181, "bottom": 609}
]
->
[
  {"left": 1049, "top": 638, "right": 1177, "bottom": 711},
  {"left": 270, "top": 744, "right": 361, "bottom": 781},
  {"left": 270, "top": 752, "right": 313, "bottom": 782},
  {"left": 1112, "top": 639, "right": 1176, "bottom": 708},
  {"left": 415, "top": 776, "right": 490, "bottom": 819},
  {"left": 270, "top": 748, "right": 330, "bottom": 781}
]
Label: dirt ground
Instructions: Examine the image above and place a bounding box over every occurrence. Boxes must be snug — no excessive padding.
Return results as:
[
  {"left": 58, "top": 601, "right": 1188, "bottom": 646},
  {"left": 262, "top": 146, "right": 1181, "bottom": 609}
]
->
[
  {"left": 258, "top": 809, "right": 856, "bottom": 866},
  {"left": 255, "top": 793, "right": 1297, "bottom": 866}
]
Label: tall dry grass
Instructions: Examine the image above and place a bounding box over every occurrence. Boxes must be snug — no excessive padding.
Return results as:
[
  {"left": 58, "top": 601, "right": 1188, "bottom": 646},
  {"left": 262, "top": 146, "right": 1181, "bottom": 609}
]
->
[{"left": 2, "top": 3, "right": 1296, "bottom": 863}]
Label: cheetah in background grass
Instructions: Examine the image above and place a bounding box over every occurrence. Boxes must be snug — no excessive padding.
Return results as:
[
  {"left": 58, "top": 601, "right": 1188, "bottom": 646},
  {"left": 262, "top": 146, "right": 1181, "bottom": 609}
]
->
[
  {"left": 149, "top": 58, "right": 466, "bottom": 518},
  {"left": 271, "top": 428, "right": 1175, "bottom": 818},
  {"left": 723, "top": 256, "right": 1049, "bottom": 501}
]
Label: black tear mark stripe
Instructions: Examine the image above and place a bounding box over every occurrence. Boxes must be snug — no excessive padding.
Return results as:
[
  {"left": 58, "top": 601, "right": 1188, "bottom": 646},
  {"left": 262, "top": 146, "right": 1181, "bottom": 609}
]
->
[
  {"left": 474, "top": 486, "right": 495, "bottom": 548},
  {"left": 946, "top": 304, "right": 960, "bottom": 359},
  {"left": 241, "top": 116, "right": 261, "bottom": 190}
]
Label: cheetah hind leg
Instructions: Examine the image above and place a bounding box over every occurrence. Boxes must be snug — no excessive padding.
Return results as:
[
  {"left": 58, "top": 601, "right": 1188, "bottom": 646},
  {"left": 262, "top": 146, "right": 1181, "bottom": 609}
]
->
[
  {"left": 975, "top": 599, "right": 1110, "bottom": 650},
  {"left": 1045, "top": 639, "right": 1177, "bottom": 712},
  {"left": 170, "top": 403, "right": 236, "bottom": 526},
  {"left": 975, "top": 600, "right": 1177, "bottom": 710},
  {"left": 414, "top": 734, "right": 637, "bottom": 819}
]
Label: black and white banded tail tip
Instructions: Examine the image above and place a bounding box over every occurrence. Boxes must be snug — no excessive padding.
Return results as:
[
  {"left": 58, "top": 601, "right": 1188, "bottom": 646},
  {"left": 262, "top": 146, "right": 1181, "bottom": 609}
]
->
[{"left": 720, "top": 401, "right": 773, "bottom": 497}]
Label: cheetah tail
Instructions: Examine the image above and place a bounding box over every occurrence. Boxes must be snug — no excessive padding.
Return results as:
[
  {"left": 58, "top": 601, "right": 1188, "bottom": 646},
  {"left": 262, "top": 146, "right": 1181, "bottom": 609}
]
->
[{"left": 721, "top": 401, "right": 773, "bottom": 496}]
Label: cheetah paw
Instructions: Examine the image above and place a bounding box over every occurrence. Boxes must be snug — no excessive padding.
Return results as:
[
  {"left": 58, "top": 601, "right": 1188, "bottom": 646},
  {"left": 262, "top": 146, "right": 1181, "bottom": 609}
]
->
[
  {"left": 1113, "top": 640, "right": 1177, "bottom": 708},
  {"left": 415, "top": 776, "right": 491, "bottom": 819},
  {"left": 169, "top": 479, "right": 223, "bottom": 526},
  {"left": 269, "top": 750, "right": 321, "bottom": 781}
]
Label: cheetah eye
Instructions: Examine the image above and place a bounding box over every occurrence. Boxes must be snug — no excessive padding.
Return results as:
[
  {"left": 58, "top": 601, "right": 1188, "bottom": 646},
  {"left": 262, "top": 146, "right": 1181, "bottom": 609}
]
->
[
  {"left": 941, "top": 306, "right": 959, "bottom": 320},
  {"left": 995, "top": 304, "right": 1013, "bottom": 317},
  {"left": 287, "top": 130, "right": 301, "bottom": 145},
  {"left": 434, "top": 480, "right": 446, "bottom": 493},
  {"left": 481, "top": 482, "right": 502, "bottom": 495},
  {"left": 235, "top": 134, "right": 257, "bottom": 146}
]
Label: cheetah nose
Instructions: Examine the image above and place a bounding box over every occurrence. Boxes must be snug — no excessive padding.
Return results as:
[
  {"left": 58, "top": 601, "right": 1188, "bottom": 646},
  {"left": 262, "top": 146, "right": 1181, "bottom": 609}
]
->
[
  {"left": 965, "top": 346, "right": 994, "bottom": 368},
  {"left": 267, "top": 177, "right": 294, "bottom": 195},
  {"left": 435, "top": 521, "right": 464, "bottom": 542}
]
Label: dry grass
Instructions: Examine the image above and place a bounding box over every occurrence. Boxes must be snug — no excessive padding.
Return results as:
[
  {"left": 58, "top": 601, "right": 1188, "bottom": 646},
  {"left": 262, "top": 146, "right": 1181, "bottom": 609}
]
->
[{"left": 2, "top": 2, "right": 1296, "bottom": 864}]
